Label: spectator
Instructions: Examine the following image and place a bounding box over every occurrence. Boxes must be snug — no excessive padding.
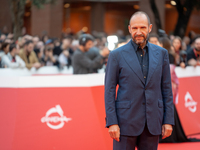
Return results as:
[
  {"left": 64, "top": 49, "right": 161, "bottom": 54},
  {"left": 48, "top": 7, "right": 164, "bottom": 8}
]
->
[
  {"left": 0, "top": 42, "right": 10, "bottom": 57},
  {"left": 72, "top": 34, "right": 109, "bottom": 74},
  {"left": 148, "top": 33, "right": 159, "bottom": 45},
  {"left": 41, "top": 35, "right": 49, "bottom": 44},
  {"left": 183, "top": 36, "right": 191, "bottom": 52},
  {"left": 34, "top": 49, "right": 44, "bottom": 66},
  {"left": 0, "top": 34, "right": 6, "bottom": 41},
  {"left": 19, "top": 40, "right": 41, "bottom": 70},
  {"left": 172, "top": 36, "right": 186, "bottom": 68},
  {"left": 56, "top": 36, "right": 73, "bottom": 67},
  {"left": 85, "top": 46, "right": 106, "bottom": 73},
  {"left": 159, "top": 37, "right": 175, "bottom": 64},
  {"left": 1, "top": 43, "right": 25, "bottom": 68},
  {"left": 42, "top": 45, "right": 56, "bottom": 66},
  {"left": 187, "top": 37, "right": 200, "bottom": 67}
]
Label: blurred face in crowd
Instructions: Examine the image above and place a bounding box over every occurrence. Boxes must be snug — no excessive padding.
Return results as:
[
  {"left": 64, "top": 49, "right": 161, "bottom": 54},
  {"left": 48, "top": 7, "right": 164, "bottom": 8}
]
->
[
  {"left": 0, "top": 34, "right": 6, "bottom": 41},
  {"left": 128, "top": 13, "right": 152, "bottom": 48},
  {"left": 173, "top": 38, "right": 181, "bottom": 51},
  {"left": 26, "top": 43, "right": 34, "bottom": 53},
  {"left": 149, "top": 37, "right": 158, "bottom": 45},
  {"left": 10, "top": 47, "right": 17, "bottom": 57},
  {"left": 4, "top": 38, "right": 12, "bottom": 43},
  {"left": 4, "top": 44, "right": 10, "bottom": 54},
  {"left": 33, "top": 36, "right": 39, "bottom": 47},
  {"left": 62, "top": 39, "right": 71, "bottom": 50},
  {"left": 195, "top": 38, "right": 200, "bottom": 51},
  {"left": 84, "top": 40, "right": 93, "bottom": 52}
]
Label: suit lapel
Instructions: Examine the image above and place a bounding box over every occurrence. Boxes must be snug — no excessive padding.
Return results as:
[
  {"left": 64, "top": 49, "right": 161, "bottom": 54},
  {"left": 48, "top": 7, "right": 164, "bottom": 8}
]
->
[
  {"left": 146, "top": 43, "right": 159, "bottom": 86},
  {"left": 122, "top": 41, "right": 145, "bottom": 85}
]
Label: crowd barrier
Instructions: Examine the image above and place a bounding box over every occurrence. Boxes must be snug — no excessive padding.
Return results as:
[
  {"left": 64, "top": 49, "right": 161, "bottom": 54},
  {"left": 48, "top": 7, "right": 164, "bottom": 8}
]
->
[
  {"left": 0, "top": 66, "right": 200, "bottom": 150},
  {"left": 0, "top": 66, "right": 105, "bottom": 76}
]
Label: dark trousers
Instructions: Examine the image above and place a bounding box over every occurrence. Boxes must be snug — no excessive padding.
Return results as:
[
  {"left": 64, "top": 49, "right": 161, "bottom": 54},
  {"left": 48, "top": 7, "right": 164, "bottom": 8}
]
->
[{"left": 113, "top": 124, "right": 159, "bottom": 150}]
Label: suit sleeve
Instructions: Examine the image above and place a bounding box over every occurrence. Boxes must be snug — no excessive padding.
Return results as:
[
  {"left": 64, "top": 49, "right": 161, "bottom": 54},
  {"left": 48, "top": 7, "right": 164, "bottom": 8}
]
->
[
  {"left": 104, "top": 51, "right": 119, "bottom": 128},
  {"left": 161, "top": 50, "right": 175, "bottom": 125}
]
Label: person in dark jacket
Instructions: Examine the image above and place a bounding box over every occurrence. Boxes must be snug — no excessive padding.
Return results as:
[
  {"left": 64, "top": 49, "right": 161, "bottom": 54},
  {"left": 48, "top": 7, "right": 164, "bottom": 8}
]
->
[{"left": 72, "top": 34, "right": 109, "bottom": 74}]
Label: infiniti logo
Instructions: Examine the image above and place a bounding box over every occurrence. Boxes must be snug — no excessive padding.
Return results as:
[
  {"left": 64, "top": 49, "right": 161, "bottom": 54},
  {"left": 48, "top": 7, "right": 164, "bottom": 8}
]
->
[{"left": 41, "top": 105, "right": 72, "bottom": 129}]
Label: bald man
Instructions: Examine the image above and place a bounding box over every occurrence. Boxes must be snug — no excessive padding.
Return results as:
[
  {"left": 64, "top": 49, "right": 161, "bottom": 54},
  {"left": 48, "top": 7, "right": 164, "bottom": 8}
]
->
[{"left": 104, "top": 11, "right": 174, "bottom": 150}]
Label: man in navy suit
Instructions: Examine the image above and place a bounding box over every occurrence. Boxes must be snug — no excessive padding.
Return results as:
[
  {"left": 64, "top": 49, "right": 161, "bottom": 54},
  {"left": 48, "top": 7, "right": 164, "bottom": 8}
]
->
[{"left": 104, "top": 11, "right": 174, "bottom": 150}]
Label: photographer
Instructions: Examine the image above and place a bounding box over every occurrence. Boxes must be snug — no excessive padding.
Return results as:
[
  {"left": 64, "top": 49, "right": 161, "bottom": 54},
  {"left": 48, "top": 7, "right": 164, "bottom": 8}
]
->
[
  {"left": 42, "top": 45, "right": 56, "bottom": 66},
  {"left": 72, "top": 34, "right": 109, "bottom": 74}
]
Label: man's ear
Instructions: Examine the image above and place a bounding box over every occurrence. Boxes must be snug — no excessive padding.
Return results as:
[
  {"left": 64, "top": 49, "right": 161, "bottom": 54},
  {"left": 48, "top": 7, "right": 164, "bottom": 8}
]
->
[
  {"left": 128, "top": 25, "right": 131, "bottom": 34},
  {"left": 149, "top": 24, "right": 153, "bottom": 33}
]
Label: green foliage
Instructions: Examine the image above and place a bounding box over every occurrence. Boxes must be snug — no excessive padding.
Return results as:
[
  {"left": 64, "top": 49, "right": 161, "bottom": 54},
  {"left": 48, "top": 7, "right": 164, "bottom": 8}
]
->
[{"left": 31, "top": 0, "right": 56, "bottom": 9}]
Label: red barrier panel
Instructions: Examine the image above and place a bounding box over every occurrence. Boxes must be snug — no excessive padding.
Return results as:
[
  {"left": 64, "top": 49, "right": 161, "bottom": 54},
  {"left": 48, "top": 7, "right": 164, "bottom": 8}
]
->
[
  {"left": 175, "top": 77, "right": 200, "bottom": 136},
  {"left": 0, "top": 86, "right": 112, "bottom": 150}
]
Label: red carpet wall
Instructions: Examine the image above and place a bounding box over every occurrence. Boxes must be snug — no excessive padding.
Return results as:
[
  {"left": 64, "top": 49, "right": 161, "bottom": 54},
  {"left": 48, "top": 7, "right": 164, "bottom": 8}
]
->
[{"left": 0, "top": 66, "right": 200, "bottom": 149}]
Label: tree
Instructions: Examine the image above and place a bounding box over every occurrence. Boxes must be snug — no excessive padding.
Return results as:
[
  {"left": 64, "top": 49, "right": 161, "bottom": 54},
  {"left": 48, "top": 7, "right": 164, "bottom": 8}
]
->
[
  {"left": 10, "top": 0, "right": 55, "bottom": 41},
  {"left": 149, "top": 0, "right": 162, "bottom": 33},
  {"left": 174, "top": 0, "right": 200, "bottom": 38}
]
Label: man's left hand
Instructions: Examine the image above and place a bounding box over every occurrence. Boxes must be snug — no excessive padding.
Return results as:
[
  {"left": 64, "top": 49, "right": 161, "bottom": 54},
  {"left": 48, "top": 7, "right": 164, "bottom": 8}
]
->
[{"left": 162, "top": 124, "right": 173, "bottom": 139}]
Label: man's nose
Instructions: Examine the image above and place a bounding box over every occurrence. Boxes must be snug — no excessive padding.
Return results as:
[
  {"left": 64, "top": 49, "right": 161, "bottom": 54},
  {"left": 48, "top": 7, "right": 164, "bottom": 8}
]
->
[{"left": 136, "top": 29, "right": 142, "bottom": 35}]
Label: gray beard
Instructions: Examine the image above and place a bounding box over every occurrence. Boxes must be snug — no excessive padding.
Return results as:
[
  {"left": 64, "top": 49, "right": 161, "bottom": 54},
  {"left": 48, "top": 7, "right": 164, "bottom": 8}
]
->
[{"left": 132, "top": 33, "right": 149, "bottom": 48}]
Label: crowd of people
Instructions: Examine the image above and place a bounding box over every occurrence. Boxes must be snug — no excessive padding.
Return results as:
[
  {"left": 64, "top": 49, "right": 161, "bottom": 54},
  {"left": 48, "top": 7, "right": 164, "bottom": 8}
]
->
[
  {"left": 0, "top": 29, "right": 200, "bottom": 74},
  {"left": 148, "top": 31, "right": 200, "bottom": 68},
  {"left": 0, "top": 31, "right": 110, "bottom": 74}
]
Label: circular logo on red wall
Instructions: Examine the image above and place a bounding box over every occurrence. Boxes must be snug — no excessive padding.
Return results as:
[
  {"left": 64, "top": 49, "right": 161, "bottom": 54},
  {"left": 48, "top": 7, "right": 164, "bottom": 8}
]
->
[{"left": 41, "top": 105, "right": 72, "bottom": 129}]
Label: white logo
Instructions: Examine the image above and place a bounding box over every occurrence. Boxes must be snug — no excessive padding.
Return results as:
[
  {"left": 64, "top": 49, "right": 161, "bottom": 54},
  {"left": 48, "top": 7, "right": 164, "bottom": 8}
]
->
[
  {"left": 185, "top": 92, "right": 197, "bottom": 113},
  {"left": 41, "top": 105, "right": 72, "bottom": 129}
]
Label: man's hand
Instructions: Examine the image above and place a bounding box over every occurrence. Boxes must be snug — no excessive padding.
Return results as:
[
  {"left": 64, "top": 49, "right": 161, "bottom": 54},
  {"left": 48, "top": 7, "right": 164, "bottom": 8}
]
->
[
  {"left": 100, "top": 47, "right": 110, "bottom": 58},
  {"left": 162, "top": 124, "right": 173, "bottom": 139},
  {"left": 33, "top": 62, "right": 41, "bottom": 69},
  {"left": 180, "top": 62, "right": 186, "bottom": 68},
  {"left": 108, "top": 124, "right": 120, "bottom": 142}
]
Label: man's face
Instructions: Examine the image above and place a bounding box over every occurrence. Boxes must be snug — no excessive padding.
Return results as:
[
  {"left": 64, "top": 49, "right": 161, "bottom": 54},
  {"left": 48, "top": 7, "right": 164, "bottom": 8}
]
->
[
  {"left": 62, "top": 39, "right": 71, "bottom": 49},
  {"left": 12, "top": 48, "right": 17, "bottom": 56},
  {"left": 128, "top": 14, "right": 152, "bottom": 47},
  {"left": 149, "top": 37, "right": 158, "bottom": 45},
  {"left": 26, "top": 43, "right": 34, "bottom": 53},
  {"left": 195, "top": 38, "right": 200, "bottom": 51},
  {"left": 84, "top": 40, "right": 94, "bottom": 52}
]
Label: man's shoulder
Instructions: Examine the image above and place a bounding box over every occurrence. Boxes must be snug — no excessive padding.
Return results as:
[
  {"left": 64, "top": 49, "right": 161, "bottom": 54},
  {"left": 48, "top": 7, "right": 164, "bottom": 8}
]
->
[
  {"left": 148, "top": 42, "right": 168, "bottom": 54},
  {"left": 111, "top": 42, "right": 130, "bottom": 55},
  {"left": 19, "top": 49, "right": 25, "bottom": 56},
  {"left": 1, "top": 53, "right": 9, "bottom": 59}
]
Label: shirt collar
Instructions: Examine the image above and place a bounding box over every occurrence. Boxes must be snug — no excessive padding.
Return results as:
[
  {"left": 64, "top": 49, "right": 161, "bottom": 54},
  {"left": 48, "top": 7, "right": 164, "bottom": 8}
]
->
[{"left": 131, "top": 39, "right": 149, "bottom": 52}]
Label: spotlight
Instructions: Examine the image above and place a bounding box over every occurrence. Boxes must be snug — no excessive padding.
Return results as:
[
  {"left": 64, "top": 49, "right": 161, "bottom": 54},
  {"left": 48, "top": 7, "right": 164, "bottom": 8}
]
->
[{"left": 171, "top": 1, "right": 176, "bottom": 6}]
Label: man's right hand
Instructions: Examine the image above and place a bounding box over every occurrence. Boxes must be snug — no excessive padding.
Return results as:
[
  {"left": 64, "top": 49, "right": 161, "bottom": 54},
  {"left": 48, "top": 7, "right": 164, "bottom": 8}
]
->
[{"left": 108, "top": 124, "right": 120, "bottom": 142}]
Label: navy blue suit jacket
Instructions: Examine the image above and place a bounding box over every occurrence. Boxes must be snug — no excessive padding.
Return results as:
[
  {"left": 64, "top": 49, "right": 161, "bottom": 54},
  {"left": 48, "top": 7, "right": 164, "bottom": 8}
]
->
[{"left": 104, "top": 40, "right": 174, "bottom": 136}]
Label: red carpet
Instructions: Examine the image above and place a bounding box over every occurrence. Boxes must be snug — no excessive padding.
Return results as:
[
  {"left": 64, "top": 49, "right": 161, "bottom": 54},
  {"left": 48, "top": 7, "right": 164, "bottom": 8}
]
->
[
  {"left": 158, "top": 142, "right": 200, "bottom": 150},
  {"left": 158, "top": 134, "right": 200, "bottom": 150}
]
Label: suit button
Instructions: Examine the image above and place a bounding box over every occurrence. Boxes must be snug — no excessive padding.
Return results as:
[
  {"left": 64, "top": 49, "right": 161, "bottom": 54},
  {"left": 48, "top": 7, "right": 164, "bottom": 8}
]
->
[
  {"left": 142, "top": 102, "right": 145, "bottom": 105},
  {"left": 145, "top": 88, "right": 147, "bottom": 90}
]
